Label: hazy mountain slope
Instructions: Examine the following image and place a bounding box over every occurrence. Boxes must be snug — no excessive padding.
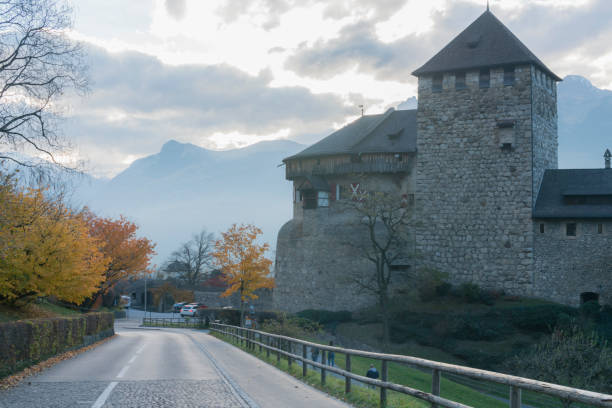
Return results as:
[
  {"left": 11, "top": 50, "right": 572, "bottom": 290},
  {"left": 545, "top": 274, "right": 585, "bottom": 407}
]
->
[
  {"left": 77, "top": 139, "right": 303, "bottom": 265},
  {"left": 558, "top": 75, "right": 612, "bottom": 169}
]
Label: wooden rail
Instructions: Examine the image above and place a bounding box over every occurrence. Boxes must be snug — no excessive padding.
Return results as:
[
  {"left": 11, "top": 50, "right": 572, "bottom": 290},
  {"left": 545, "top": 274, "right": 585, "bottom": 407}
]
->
[{"left": 210, "top": 323, "right": 612, "bottom": 408}]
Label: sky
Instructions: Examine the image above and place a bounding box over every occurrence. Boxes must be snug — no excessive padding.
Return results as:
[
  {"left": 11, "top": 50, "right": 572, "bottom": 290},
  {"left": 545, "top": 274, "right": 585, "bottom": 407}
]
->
[{"left": 62, "top": 0, "right": 612, "bottom": 178}]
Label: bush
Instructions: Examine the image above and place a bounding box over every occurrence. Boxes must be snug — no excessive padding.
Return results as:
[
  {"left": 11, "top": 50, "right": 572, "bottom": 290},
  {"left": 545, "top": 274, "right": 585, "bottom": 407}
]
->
[
  {"left": 416, "top": 268, "right": 449, "bottom": 301},
  {"left": 459, "top": 283, "right": 481, "bottom": 303},
  {"left": 260, "top": 313, "right": 321, "bottom": 338},
  {"left": 508, "top": 305, "right": 577, "bottom": 332},
  {"left": 580, "top": 300, "right": 601, "bottom": 319},
  {"left": 295, "top": 309, "right": 352, "bottom": 325},
  {"left": 0, "top": 312, "right": 114, "bottom": 378},
  {"left": 504, "top": 326, "right": 612, "bottom": 402}
]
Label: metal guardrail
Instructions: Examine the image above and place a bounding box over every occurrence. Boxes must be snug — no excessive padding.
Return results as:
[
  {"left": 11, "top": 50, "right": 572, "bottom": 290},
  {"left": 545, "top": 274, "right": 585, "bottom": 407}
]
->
[
  {"left": 210, "top": 323, "right": 612, "bottom": 408},
  {"left": 142, "top": 317, "right": 206, "bottom": 328}
]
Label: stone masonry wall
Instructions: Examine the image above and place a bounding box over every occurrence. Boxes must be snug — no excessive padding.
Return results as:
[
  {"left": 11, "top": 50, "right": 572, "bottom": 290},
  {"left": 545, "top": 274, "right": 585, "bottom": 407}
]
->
[
  {"left": 534, "top": 220, "right": 612, "bottom": 306},
  {"left": 531, "top": 68, "right": 559, "bottom": 201},
  {"left": 415, "top": 65, "right": 546, "bottom": 294},
  {"left": 274, "top": 172, "right": 414, "bottom": 312}
]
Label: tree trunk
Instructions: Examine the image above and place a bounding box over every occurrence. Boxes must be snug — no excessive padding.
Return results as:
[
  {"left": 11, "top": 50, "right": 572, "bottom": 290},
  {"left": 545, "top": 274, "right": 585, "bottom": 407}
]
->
[
  {"left": 380, "top": 288, "right": 390, "bottom": 349},
  {"left": 239, "top": 292, "right": 245, "bottom": 328}
]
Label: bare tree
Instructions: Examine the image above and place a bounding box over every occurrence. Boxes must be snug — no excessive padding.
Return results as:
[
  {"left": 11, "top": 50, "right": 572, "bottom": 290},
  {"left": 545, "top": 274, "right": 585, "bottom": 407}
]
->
[
  {"left": 0, "top": 0, "right": 87, "bottom": 175},
  {"left": 346, "top": 191, "right": 413, "bottom": 348},
  {"left": 165, "top": 230, "right": 215, "bottom": 287}
]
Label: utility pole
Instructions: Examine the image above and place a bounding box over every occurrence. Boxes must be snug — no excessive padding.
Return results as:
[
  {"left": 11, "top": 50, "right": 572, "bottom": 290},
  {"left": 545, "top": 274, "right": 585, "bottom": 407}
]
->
[{"left": 144, "top": 274, "right": 147, "bottom": 321}]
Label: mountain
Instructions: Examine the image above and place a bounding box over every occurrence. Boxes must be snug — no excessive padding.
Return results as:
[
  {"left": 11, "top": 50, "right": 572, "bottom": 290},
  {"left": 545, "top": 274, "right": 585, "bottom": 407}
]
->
[
  {"left": 558, "top": 75, "right": 612, "bottom": 169},
  {"left": 75, "top": 139, "right": 304, "bottom": 265}
]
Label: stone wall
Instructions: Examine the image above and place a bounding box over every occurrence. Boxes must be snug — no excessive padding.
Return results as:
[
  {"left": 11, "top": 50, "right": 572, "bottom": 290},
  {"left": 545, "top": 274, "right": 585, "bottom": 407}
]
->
[
  {"left": 414, "top": 65, "right": 548, "bottom": 294},
  {"left": 534, "top": 220, "right": 612, "bottom": 306},
  {"left": 274, "top": 172, "right": 414, "bottom": 312}
]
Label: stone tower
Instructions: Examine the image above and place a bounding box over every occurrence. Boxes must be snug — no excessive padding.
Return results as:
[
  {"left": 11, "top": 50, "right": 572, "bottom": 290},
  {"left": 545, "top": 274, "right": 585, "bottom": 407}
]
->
[{"left": 412, "top": 9, "right": 560, "bottom": 293}]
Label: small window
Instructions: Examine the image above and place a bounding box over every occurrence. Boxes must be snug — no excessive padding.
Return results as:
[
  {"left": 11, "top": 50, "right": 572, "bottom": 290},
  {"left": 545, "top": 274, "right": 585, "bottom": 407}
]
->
[
  {"left": 598, "top": 223, "right": 603, "bottom": 234},
  {"left": 501, "top": 143, "right": 512, "bottom": 152},
  {"left": 317, "top": 191, "right": 329, "bottom": 207},
  {"left": 316, "top": 158, "right": 321, "bottom": 165},
  {"left": 504, "top": 66, "right": 515, "bottom": 86},
  {"left": 455, "top": 72, "right": 466, "bottom": 90},
  {"left": 479, "top": 68, "right": 490, "bottom": 88},
  {"left": 302, "top": 190, "right": 317, "bottom": 209},
  {"left": 539, "top": 224, "right": 545, "bottom": 234},
  {"left": 566, "top": 223, "right": 577, "bottom": 237},
  {"left": 432, "top": 75, "right": 443, "bottom": 93}
]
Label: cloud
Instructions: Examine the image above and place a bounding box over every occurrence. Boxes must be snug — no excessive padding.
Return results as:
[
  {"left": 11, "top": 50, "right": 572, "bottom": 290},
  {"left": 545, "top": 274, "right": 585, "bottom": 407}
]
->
[
  {"left": 283, "top": 0, "right": 612, "bottom": 88},
  {"left": 165, "top": 0, "right": 187, "bottom": 20},
  {"left": 64, "top": 45, "right": 356, "bottom": 177}
]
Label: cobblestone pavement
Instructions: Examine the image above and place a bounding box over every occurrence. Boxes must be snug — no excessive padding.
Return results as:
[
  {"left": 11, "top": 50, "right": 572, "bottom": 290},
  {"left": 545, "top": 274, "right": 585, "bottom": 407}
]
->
[{"left": 0, "top": 323, "right": 351, "bottom": 408}]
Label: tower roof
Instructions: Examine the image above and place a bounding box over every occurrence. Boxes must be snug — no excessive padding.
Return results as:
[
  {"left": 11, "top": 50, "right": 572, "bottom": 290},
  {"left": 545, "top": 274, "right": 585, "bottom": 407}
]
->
[{"left": 412, "top": 10, "right": 561, "bottom": 81}]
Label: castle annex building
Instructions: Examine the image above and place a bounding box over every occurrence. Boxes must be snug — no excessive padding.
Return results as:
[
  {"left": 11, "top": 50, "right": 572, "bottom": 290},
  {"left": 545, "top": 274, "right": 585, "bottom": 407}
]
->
[{"left": 274, "top": 9, "right": 611, "bottom": 312}]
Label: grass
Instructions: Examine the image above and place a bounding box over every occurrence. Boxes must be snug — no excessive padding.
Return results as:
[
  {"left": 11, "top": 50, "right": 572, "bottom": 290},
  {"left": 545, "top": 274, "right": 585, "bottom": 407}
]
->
[
  {"left": 0, "top": 300, "right": 80, "bottom": 322},
  {"left": 210, "top": 330, "right": 512, "bottom": 408}
]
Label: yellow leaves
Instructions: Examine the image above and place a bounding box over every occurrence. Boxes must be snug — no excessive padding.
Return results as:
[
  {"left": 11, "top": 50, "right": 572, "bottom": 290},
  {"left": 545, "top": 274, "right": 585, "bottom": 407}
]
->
[
  {"left": 212, "top": 223, "right": 274, "bottom": 302},
  {"left": 0, "top": 175, "right": 107, "bottom": 304}
]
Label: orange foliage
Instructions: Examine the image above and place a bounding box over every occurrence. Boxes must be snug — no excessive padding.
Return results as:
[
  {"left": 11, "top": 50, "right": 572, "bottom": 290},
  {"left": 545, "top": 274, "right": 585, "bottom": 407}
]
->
[
  {"left": 84, "top": 211, "right": 156, "bottom": 296},
  {"left": 212, "top": 224, "right": 274, "bottom": 304}
]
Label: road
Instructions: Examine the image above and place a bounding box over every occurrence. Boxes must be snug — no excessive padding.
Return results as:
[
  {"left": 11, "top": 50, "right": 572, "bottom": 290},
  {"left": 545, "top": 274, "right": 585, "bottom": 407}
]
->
[{"left": 0, "top": 318, "right": 351, "bottom": 408}]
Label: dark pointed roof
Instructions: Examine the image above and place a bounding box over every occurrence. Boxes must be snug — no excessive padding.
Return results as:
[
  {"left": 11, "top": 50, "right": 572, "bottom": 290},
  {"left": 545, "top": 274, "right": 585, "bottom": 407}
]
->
[
  {"left": 284, "top": 108, "right": 416, "bottom": 161},
  {"left": 412, "top": 10, "right": 561, "bottom": 81}
]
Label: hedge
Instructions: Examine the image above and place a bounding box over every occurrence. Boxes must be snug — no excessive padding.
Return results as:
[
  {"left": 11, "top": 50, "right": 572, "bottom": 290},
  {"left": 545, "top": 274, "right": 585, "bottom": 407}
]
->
[{"left": 0, "top": 312, "right": 114, "bottom": 378}]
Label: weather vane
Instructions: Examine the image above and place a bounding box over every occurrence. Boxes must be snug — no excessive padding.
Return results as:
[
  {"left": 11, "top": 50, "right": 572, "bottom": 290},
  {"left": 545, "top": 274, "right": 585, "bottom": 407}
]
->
[{"left": 358, "top": 104, "right": 364, "bottom": 116}]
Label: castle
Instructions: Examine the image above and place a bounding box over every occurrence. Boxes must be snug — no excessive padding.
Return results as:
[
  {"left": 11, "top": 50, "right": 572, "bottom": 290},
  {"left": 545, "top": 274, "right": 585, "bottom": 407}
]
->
[{"left": 273, "top": 9, "right": 612, "bottom": 312}]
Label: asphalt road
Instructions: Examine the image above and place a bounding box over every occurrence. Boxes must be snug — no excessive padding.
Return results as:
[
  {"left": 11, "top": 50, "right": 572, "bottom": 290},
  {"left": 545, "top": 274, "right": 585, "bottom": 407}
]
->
[{"left": 0, "top": 319, "right": 351, "bottom": 408}]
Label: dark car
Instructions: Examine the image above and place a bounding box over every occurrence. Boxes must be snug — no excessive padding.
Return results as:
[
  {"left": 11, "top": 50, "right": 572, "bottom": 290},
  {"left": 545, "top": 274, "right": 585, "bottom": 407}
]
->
[{"left": 173, "top": 302, "right": 187, "bottom": 313}]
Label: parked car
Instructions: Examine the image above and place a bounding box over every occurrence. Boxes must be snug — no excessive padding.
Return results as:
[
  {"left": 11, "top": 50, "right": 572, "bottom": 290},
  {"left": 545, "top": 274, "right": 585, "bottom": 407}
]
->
[
  {"left": 173, "top": 302, "right": 187, "bottom": 313},
  {"left": 180, "top": 303, "right": 207, "bottom": 317}
]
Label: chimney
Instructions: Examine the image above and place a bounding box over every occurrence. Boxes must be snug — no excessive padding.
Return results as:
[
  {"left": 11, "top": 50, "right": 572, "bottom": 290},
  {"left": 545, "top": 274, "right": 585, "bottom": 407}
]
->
[{"left": 605, "top": 149, "right": 611, "bottom": 169}]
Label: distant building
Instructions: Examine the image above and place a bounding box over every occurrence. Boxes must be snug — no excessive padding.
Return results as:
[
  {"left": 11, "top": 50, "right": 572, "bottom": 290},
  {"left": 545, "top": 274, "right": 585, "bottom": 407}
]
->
[{"left": 273, "top": 9, "right": 611, "bottom": 312}]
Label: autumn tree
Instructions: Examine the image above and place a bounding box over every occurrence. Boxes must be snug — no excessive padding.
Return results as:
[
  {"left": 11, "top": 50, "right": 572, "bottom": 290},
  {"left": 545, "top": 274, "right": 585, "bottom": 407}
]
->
[
  {"left": 0, "top": 0, "right": 87, "bottom": 175},
  {"left": 212, "top": 224, "right": 274, "bottom": 326},
  {"left": 346, "top": 191, "right": 413, "bottom": 348},
  {"left": 164, "top": 229, "right": 214, "bottom": 287},
  {"left": 0, "top": 171, "right": 107, "bottom": 305},
  {"left": 84, "top": 211, "right": 156, "bottom": 308}
]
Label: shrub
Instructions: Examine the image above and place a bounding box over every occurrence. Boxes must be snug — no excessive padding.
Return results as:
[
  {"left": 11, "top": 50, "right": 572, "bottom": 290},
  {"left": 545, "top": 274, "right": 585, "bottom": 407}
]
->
[
  {"left": 508, "top": 305, "right": 577, "bottom": 332},
  {"left": 580, "top": 300, "right": 601, "bottom": 319},
  {"left": 0, "top": 313, "right": 114, "bottom": 378},
  {"left": 504, "top": 325, "right": 612, "bottom": 404},
  {"left": 260, "top": 313, "right": 321, "bottom": 338},
  {"left": 435, "top": 282, "right": 453, "bottom": 297},
  {"left": 295, "top": 309, "right": 352, "bottom": 325},
  {"left": 416, "top": 268, "right": 449, "bottom": 301},
  {"left": 459, "top": 283, "right": 481, "bottom": 303}
]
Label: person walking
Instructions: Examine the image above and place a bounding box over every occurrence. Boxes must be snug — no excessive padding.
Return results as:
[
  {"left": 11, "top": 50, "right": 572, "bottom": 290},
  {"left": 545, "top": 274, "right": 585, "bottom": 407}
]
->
[
  {"left": 311, "top": 346, "right": 319, "bottom": 362},
  {"left": 366, "top": 364, "right": 379, "bottom": 389},
  {"left": 327, "top": 341, "right": 335, "bottom": 366}
]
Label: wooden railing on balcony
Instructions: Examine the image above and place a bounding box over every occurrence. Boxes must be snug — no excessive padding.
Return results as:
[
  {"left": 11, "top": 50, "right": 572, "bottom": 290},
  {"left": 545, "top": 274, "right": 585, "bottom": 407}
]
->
[{"left": 285, "top": 154, "right": 413, "bottom": 179}]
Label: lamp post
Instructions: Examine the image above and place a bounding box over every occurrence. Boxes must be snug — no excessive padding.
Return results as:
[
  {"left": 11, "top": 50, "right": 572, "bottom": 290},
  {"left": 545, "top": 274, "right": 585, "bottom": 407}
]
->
[{"left": 144, "top": 273, "right": 147, "bottom": 321}]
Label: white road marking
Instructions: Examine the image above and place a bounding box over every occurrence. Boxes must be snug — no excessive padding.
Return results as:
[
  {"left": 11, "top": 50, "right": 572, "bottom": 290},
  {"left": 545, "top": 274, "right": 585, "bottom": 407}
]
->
[
  {"left": 116, "top": 365, "right": 130, "bottom": 378},
  {"left": 91, "top": 381, "right": 118, "bottom": 408},
  {"left": 135, "top": 345, "right": 146, "bottom": 354},
  {"left": 128, "top": 355, "right": 137, "bottom": 364}
]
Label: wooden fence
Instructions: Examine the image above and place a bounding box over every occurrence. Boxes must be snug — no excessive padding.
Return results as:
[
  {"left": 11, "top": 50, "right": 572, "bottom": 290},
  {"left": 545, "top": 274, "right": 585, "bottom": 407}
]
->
[{"left": 210, "top": 323, "right": 612, "bottom": 408}]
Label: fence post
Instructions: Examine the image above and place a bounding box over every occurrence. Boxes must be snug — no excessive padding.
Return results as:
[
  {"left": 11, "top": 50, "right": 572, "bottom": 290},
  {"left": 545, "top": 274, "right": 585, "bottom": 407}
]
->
[
  {"left": 321, "top": 349, "right": 326, "bottom": 385},
  {"left": 266, "top": 335, "right": 271, "bottom": 358},
  {"left": 302, "top": 344, "right": 308, "bottom": 377},
  {"left": 345, "top": 354, "right": 351, "bottom": 394},
  {"left": 276, "top": 338, "right": 281, "bottom": 365},
  {"left": 287, "top": 340, "right": 292, "bottom": 370},
  {"left": 258, "top": 332, "right": 262, "bottom": 353},
  {"left": 510, "top": 386, "right": 521, "bottom": 408},
  {"left": 380, "top": 360, "right": 388, "bottom": 408},
  {"left": 431, "top": 369, "right": 440, "bottom": 408}
]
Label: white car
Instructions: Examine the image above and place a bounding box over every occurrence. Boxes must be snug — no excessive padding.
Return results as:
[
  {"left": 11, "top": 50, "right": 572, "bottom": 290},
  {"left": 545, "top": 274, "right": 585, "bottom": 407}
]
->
[{"left": 180, "top": 304, "right": 198, "bottom": 317}]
